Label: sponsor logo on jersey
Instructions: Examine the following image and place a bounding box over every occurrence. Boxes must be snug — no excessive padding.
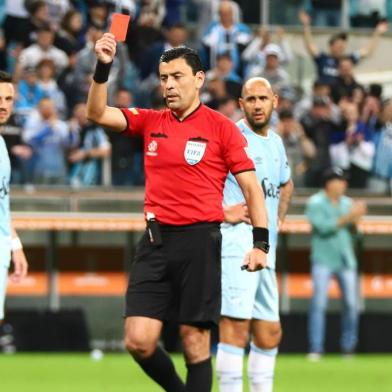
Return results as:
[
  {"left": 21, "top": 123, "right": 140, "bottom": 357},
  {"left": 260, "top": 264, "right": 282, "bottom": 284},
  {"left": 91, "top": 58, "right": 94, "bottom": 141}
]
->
[
  {"left": 261, "top": 177, "right": 280, "bottom": 199},
  {"left": 0, "top": 176, "right": 9, "bottom": 199},
  {"left": 146, "top": 140, "right": 158, "bottom": 156},
  {"left": 253, "top": 156, "right": 263, "bottom": 164},
  {"left": 184, "top": 140, "right": 206, "bottom": 165}
]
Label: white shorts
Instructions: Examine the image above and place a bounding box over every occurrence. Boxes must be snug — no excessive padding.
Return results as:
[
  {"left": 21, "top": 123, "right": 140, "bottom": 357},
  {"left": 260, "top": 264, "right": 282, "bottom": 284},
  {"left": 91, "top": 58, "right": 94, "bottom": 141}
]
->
[
  {"left": 0, "top": 264, "right": 9, "bottom": 320},
  {"left": 221, "top": 224, "right": 279, "bottom": 321}
]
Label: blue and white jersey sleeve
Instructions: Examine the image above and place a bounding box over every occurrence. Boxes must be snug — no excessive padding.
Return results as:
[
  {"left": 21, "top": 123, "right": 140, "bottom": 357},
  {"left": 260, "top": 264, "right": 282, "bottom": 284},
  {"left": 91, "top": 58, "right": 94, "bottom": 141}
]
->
[
  {"left": 278, "top": 136, "right": 291, "bottom": 185},
  {"left": 0, "top": 136, "right": 11, "bottom": 267}
]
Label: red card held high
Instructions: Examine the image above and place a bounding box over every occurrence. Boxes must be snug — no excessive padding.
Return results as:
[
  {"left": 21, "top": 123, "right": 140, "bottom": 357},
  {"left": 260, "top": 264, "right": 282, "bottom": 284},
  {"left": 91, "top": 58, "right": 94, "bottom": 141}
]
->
[{"left": 110, "top": 13, "right": 131, "bottom": 42}]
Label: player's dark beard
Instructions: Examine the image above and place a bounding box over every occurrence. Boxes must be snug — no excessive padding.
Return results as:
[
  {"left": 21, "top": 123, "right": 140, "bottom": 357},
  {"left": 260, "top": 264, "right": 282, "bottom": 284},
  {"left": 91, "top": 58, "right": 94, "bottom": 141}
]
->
[{"left": 246, "top": 111, "right": 272, "bottom": 133}]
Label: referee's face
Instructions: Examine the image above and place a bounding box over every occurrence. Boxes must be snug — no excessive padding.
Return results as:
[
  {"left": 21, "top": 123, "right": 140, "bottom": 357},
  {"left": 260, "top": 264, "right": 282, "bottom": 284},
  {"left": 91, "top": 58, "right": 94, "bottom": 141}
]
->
[
  {"left": 159, "top": 58, "right": 204, "bottom": 116},
  {"left": 0, "top": 82, "right": 14, "bottom": 125},
  {"left": 239, "top": 78, "right": 277, "bottom": 134}
]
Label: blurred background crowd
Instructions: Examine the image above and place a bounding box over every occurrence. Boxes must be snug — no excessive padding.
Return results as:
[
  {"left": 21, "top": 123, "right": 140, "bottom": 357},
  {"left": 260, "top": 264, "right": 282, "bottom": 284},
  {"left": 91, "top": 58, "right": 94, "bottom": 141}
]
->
[{"left": 1, "top": 0, "right": 392, "bottom": 193}]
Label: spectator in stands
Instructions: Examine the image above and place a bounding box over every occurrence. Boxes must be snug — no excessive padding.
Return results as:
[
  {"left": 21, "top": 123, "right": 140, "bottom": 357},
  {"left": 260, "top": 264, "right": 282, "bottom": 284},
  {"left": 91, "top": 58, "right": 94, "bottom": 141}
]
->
[
  {"left": 44, "top": 0, "right": 71, "bottom": 29},
  {"left": 23, "top": 97, "right": 74, "bottom": 184},
  {"left": 54, "top": 9, "right": 86, "bottom": 55},
  {"left": 2, "top": 114, "right": 32, "bottom": 184},
  {"left": 295, "top": 79, "right": 341, "bottom": 122},
  {"left": 371, "top": 99, "right": 392, "bottom": 194},
  {"left": 163, "top": 0, "right": 186, "bottom": 27},
  {"left": 110, "top": 88, "right": 144, "bottom": 186},
  {"left": 216, "top": 96, "right": 242, "bottom": 122},
  {"left": 111, "top": 0, "right": 137, "bottom": 17},
  {"left": 2, "top": 0, "right": 30, "bottom": 46},
  {"left": 330, "top": 102, "right": 375, "bottom": 188},
  {"left": 126, "top": 5, "right": 164, "bottom": 68},
  {"left": 86, "top": 0, "right": 111, "bottom": 30},
  {"left": 68, "top": 102, "right": 111, "bottom": 187},
  {"left": 15, "top": 25, "right": 69, "bottom": 82},
  {"left": 299, "top": 10, "right": 389, "bottom": 85},
  {"left": 331, "top": 56, "right": 363, "bottom": 104},
  {"left": 205, "top": 52, "right": 242, "bottom": 99},
  {"left": 140, "top": 23, "right": 188, "bottom": 80},
  {"left": 14, "top": 66, "right": 44, "bottom": 125},
  {"left": 201, "top": 0, "right": 252, "bottom": 76},
  {"left": 36, "top": 58, "right": 67, "bottom": 119},
  {"left": 242, "top": 26, "right": 293, "bottom": 76},
  {"left": 109, "top": 88, "right": 136, "bottom": 186},
  {"left": 57, "top": 51, "right": 85, "bottom": 116},
  {"left": 361, "top": 90, "right": 382, "bottom": 131},
  {"left": 306, "top": 167, "right": 367, "bottom": 360},
  {"left": 74, "top": 23, "right": 129, "bottom": 104},
  {"left": 201, "top": 73, "right": 229, "bottom": 110},
  {"left": 300, "top": 96, "right": 339, "bottom": 187},
  {"left": 277, "top": 108, "right": 316, "bottom": 187},
  {"left": 24, "top": 0, "right": 52, "bottom": 46},
  {"left": 256, "top": 44, "right": 293, "bottom": 96}
]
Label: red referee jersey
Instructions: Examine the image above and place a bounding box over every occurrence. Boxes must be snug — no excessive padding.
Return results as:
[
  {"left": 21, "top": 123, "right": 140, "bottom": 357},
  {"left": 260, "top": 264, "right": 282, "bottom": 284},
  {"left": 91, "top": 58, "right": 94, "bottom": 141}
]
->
[{"left": 120, "top": 104, "right": 254, "bottom": 225}]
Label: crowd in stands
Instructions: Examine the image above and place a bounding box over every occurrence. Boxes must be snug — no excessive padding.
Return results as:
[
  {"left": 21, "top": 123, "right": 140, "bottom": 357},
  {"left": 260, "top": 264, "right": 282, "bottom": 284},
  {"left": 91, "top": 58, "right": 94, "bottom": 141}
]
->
[{"left": 1, "top": 0, "right": 391, "bottom": 193}]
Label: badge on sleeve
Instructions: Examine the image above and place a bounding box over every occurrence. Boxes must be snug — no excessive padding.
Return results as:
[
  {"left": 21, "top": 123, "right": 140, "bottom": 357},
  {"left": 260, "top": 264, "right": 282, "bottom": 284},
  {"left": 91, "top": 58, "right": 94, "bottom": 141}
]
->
[{"left": 184, "top": 140, "right": 206, "bottom": 165}]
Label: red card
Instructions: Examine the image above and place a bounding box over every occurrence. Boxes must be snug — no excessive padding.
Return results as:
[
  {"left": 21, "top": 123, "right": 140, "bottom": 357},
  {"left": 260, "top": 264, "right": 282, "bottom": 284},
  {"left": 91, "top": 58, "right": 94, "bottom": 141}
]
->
[{"left": 110, "top": 13, "right": 131, "bottom": 42}]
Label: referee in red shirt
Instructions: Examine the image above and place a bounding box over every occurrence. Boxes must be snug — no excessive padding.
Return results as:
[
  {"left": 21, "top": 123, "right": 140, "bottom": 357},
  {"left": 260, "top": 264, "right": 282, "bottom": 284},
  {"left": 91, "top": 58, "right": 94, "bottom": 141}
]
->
[{"left": 87, "top": 33, "right": 269, "bottom": 392}]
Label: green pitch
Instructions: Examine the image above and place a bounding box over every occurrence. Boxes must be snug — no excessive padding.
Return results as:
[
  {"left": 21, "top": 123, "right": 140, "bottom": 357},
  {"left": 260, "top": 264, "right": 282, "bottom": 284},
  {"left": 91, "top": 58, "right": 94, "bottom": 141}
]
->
[{"left": 1, "top": 353, "right": 391, "bottom": 391}]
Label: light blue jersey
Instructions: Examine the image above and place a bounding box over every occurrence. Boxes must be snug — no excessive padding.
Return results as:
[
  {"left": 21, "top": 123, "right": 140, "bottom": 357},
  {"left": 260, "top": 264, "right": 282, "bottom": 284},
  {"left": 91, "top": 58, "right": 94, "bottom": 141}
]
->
[
  {"left": 222, "top": 119, "right": 291, "bottom": 269},
  {"left": 0, "top": 135, "right": 11, "bottom": 267},
  {"left": 221, "top": 120, "right": 291, "bottom": 321}
]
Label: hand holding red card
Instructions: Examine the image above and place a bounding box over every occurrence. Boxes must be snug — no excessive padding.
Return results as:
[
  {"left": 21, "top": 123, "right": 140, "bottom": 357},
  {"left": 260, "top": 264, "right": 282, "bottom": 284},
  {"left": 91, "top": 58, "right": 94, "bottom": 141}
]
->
[{"left": 110, "top": 13, "right": 130, "bottom": 42}]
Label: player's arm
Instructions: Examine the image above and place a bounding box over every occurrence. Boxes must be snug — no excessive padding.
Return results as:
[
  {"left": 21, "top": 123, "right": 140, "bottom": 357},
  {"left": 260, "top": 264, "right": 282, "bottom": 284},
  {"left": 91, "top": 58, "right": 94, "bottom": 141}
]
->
[
  {"left": 298, "top": 10, "right": 318, "bottom": 57},
  {"left": 235, "top": 170, "right": 268, "bottom": 271},
  {"left": 278, "top": 178, "right": 294, "bottom": 227},
  {"left": 9, "top": 225, "right": 28, "bottom": 283},
  {"left": 86, "top": 33, "right": 127, "bottom": 132}
]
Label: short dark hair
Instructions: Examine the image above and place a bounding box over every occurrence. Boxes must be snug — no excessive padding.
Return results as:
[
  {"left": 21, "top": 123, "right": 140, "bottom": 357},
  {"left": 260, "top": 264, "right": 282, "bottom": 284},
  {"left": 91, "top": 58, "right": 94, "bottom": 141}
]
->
[
  {"left": 159, "top": 46, "right": 203, "bottom": 75},
  {"left": 329, "top": 32, "right": 347, "bottom": 46},
  {"left": 0, "top": 70, "right": 12, "bottom": 83}
]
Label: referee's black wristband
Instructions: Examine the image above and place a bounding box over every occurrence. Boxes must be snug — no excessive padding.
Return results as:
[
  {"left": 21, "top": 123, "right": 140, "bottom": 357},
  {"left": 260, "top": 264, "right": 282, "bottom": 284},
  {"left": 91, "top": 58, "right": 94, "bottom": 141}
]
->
[
  {"left": 93, "top": 60, "right": 112, "bottom": 83},
  {"left": 253, "top": 227, "right": 269, "bottom": 254}
]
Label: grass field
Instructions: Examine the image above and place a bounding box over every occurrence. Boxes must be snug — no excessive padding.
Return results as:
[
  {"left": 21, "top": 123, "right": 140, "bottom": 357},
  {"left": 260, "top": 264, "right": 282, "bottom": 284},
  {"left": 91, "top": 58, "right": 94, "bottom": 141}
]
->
[{"left": 1, "top": 353, "right": 391, "bottom": 391}]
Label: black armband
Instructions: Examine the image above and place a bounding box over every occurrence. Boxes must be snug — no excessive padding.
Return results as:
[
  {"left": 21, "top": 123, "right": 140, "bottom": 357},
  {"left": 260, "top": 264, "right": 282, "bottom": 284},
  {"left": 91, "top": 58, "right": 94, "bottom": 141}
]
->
[
  {"left": 253, "top": 227, "right": 269, "bottom": 254},
  {"left": 93, "top": 60, "right": 113, "bottom": 83}
]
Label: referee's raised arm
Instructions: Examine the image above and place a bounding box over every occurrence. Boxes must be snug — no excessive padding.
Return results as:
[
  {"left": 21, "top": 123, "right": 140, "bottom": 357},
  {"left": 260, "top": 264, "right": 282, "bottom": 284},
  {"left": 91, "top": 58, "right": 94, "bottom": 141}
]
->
[{"left": 86, "top": 32, "right": 127, "bottom": 132}]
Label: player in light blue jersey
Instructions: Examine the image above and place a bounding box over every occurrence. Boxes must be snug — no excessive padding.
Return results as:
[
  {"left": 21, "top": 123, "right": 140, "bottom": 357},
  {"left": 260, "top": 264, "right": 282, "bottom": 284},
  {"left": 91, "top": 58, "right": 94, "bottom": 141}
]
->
[
  {"left": 0, "top": 71, "right": 28, "bottom": 345},
  {"left": 216, "top": 78, "right": 294, "bottom": 392}
]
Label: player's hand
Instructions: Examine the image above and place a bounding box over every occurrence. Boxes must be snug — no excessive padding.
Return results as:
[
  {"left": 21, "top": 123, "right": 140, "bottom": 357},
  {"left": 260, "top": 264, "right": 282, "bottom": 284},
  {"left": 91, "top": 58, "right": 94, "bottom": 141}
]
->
[
  {"left": 242, "top": 248, "right": 267, "bottom": 272},
  {"left": 223, "top": 202, "right": 250, "bottom": 224},
  {"left": 95, "top": 33, "right": 117, "bottom": 64},
  {"left": 10, "top": 249, "right": 28, "bottom": 283}
]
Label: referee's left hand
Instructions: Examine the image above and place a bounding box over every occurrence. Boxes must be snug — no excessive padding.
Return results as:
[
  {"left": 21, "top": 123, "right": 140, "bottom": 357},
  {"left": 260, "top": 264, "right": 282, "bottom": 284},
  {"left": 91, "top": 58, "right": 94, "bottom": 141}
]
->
[{"left": 242, "top": 248, "right": 267, "bottom": 272}]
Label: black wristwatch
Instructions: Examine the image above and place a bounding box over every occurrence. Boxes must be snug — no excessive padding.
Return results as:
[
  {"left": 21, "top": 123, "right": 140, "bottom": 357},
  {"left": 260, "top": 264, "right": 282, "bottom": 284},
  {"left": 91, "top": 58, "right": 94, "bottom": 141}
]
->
[{"left": 253, "top": 240, "right": 270, "bottom": 254}]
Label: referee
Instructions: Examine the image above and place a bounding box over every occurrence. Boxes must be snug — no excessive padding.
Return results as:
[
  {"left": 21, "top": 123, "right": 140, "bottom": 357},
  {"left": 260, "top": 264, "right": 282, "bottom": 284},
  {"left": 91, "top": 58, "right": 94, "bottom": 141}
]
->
[{"left": 87, "top": 33, "right": 269, "bottom": 392}]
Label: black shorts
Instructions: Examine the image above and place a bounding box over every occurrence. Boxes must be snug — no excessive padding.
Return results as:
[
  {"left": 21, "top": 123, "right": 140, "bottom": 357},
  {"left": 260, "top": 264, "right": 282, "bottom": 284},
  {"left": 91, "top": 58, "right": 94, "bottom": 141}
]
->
[{"left": 125, "top": 222, "right": 222, "bottom": 328}]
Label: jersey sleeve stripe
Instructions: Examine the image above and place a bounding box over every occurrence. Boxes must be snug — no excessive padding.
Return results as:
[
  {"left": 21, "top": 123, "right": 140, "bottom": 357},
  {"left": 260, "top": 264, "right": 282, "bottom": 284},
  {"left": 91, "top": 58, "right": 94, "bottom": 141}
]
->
[{"left": 231, "top": 168, "right": 256, "bottom": 175}]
